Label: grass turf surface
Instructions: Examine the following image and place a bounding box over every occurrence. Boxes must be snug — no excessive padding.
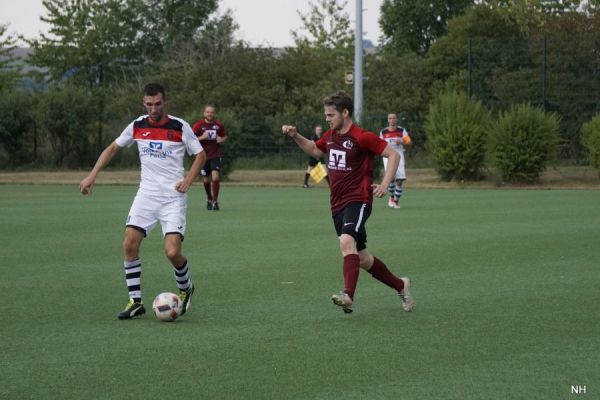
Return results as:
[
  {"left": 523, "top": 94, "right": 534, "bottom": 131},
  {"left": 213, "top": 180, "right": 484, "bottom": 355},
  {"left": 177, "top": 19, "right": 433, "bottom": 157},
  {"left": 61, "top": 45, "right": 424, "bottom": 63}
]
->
[{"left": 0, "top": 184, "right": 598, "bottom": 399}]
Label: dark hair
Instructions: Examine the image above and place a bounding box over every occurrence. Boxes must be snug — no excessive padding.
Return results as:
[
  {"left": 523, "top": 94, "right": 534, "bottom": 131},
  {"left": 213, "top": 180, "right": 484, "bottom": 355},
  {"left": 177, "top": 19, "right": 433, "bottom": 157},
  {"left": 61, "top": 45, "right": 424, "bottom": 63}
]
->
[
  {"left": 143, "top": 83, "right": 166, "bottom": 100},
  {"left": 323, "top": 91, "right": 353, "bottom": 117}
]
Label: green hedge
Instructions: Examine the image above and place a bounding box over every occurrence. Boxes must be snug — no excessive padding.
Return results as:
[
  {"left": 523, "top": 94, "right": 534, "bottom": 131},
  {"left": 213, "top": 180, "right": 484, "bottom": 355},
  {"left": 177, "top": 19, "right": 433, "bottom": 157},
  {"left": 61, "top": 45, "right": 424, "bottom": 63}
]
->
[
  {"left": 488, "top": 104, "right": 559, "bottom": 183},
  {"left": 581, "top": 113, "right": 600, "bottom": 178},
  {"left": 425, "top": 91, "right": 490, "bottom": 181}
]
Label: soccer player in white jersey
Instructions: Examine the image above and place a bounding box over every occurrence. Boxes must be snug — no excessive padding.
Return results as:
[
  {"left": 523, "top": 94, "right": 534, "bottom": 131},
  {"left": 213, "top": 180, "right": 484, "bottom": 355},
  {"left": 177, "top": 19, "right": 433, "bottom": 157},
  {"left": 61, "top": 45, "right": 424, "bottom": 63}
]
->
[
  {"left": 79, "top": 83, "right": 206, "bottom": 319},
  {"left": 379, "top": 113, "right": 411, "bottom": 209}
]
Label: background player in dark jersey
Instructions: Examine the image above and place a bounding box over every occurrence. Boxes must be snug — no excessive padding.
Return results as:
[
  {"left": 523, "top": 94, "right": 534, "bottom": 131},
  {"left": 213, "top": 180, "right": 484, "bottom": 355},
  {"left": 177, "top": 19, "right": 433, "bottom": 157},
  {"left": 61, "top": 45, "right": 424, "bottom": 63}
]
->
[
  {"left": 282, "top": 91, "right": 414, "bottom": 314},
  {"left": 303, "top": 125, "right": 329, "bottom": 188},
  {"left": 192, "top": 105, "right": 227, "bottom": 210}
]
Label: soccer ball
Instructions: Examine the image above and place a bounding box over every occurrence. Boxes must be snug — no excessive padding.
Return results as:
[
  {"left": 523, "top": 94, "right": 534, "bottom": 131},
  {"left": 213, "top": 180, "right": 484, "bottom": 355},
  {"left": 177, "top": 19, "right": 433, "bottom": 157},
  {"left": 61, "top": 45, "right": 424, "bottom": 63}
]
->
[{"left": 152, "top": 292, "right": 182, "bottom": 322}]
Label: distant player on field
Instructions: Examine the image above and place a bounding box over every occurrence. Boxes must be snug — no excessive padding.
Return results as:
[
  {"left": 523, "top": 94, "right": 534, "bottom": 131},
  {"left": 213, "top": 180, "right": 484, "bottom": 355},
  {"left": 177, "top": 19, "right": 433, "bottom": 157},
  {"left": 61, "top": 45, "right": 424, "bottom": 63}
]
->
[
  {"left": 79, "top": 83, "right": 206, "bottom": 320},
  {"left": 192, "top": 105, "right": 227, "bottom": 211},
  {"left": 282, "top": 91, "right": 414, "bottom": 314},
  {"left": 379, "top": 113, "right": 411, "bottom": 209}
]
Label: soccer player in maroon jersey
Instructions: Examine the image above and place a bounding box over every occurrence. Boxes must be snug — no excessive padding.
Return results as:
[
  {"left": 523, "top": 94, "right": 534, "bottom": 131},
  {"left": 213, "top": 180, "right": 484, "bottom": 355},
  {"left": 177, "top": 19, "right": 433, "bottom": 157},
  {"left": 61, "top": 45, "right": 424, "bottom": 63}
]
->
[
  {"left": 282, "top": 91, "right": 414, "bottom": 314},
  {"left": 192, "top": 105, "right": 227, "bottom": 210}
]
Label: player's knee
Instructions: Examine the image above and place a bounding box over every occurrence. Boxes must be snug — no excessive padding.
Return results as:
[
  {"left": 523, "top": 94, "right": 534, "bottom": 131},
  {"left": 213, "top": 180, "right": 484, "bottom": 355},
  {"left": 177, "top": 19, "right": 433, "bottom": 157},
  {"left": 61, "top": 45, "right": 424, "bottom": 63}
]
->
[
  {"left": 164, "top": 246, "right": 181, "bottom": 262},
  {"left": 123, "top": 238, "right": 140, "bottom": 257},
  {"left": 339, "top": 234, "right": 357, "bottom": 255}
]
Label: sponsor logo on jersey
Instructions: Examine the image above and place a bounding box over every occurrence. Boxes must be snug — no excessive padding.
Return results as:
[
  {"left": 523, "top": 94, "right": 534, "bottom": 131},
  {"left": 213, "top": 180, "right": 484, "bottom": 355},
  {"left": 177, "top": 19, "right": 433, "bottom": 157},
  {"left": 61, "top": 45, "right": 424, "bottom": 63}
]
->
[
  {"left": 328, "top": 149, "right": 348, "bottom": 170},
  {"left": 206, "top": 129, "right": 217, "bottom": 140},
  {"left": 142, "top": 141, "right": 173, "bottom": 159}
]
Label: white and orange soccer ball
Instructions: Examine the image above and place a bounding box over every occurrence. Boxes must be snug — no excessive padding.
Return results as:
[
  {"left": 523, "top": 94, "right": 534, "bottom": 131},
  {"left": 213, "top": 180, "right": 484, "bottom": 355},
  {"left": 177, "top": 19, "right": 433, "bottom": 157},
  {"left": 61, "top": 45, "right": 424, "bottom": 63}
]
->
[{"left": 152, "top": 292, "right": 182, "bottom": 322}]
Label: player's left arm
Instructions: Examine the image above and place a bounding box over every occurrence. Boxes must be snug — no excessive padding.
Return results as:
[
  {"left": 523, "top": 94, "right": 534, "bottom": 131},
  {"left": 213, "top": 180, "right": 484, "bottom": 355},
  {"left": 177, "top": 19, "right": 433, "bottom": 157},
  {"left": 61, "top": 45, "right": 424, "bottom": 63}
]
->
[
  {"left": 176, "top": 151, "right": 206, "bottom": 193},
  {"left": 373, "top": 145, "right": 400, "bottom": 198}
]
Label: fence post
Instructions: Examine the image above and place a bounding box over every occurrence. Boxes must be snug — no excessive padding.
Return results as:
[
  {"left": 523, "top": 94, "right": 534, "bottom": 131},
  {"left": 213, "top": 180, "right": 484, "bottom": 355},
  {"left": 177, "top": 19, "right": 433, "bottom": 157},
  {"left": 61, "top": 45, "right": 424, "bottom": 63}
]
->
[
  {"left": 467, "top": 38, "right": 472, "bottom": 99},
  {"left": 542, "top": 35, "right": 547, "bottom": 111}
]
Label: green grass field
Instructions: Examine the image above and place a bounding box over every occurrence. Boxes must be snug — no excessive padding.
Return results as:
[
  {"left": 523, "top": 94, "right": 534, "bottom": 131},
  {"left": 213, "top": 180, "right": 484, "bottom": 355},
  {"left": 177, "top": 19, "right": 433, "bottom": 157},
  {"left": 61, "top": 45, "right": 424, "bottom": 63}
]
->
[{"left": 1, "top": 184, "right": 598, "bottom": 399}]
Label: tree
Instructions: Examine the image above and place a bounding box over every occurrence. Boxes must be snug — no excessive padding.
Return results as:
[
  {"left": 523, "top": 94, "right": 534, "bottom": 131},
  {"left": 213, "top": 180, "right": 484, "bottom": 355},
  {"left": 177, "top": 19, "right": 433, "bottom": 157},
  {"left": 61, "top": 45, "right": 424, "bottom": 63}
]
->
[
  {"left": 26, "top": 0, "right": 149, "bottom": 155},
  {"left": 364, "top": 52, "right": 432, "bottom": 150},
  {"left": 137, "top": 0, "right": 219, "bottom": 57},
  {"left": 0, "top": 24, "right": 21, "bottom": 91},
  {"left": 287, "top": 0, "right": 354, "bottom": 113},
  {"left": 380, "top": 0, "right": 474, "bottom": 55},
  {"left": 0, "top": 92, "right": 34, "bottom": 167},
  {"left": 537, "top": 11, "right": 600, "bottom": 159},
  {"left": 27, "top": 0, "right": 220, "bottom": 86},
  {"left": 426, "top": 4, "right": 599, "bottom": 161},
  {"left": 26, "top": 0, "right": 220, "bottom": 157},
  {"left": 426, "top": 5, "right": 526, "bottom": 105},
  {"left": 291, "top": 0, "right": 353, "bottom": 50},
  {"left": 193, "top": 12, "right": 240, "bottom": 59},
  {"left": 480, "top": 0, "right": 600, "bottom": 33},
  {"left": 27, "top": 0, "right": 146, "bottom": 87},
  {"left": 35, "top": 85, "right": 96, "bottom": 167}
]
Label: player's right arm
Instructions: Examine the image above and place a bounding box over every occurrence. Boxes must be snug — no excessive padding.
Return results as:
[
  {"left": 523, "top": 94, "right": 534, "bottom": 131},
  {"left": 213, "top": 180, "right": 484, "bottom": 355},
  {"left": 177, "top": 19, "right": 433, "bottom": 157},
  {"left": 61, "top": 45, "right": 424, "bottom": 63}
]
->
[
  {"left": 282, "top": 125, "right": 324, "bottom": 159},
  {"left": 79, "top": 141, "right": 120, "bottom": 195}
]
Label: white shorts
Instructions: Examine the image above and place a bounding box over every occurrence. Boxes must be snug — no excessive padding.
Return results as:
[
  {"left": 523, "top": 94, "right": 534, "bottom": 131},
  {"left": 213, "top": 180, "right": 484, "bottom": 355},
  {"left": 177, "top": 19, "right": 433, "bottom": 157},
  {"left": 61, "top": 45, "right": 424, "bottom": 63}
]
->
[
  {"left": 383, "top": 152, "right": 406, "bottom": 180},
  {"left": 126, "top": 191, "right": 187, "bottom": 238}
]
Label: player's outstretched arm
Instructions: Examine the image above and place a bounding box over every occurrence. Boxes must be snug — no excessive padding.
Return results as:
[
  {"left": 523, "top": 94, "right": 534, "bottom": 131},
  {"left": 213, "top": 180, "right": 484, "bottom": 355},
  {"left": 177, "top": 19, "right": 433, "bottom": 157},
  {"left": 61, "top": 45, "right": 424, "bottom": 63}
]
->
[
  {"left": 282, "top": 125, "right": 324, "bottom": 159},
  {"left": 372, "top": 145, "right": 400, "bottom": 197},
  {"left": 79, "top": 141, "right": 120, "bottom": 195}
]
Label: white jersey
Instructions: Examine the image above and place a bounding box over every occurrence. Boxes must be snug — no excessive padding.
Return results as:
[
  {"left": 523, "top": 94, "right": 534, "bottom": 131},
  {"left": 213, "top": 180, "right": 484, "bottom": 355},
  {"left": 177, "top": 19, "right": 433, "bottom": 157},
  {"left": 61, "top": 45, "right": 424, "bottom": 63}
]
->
[
  {"left": 379, "top": 126, "right": 410, "bottom": 155},
  {"left": 115, "top": 115, "right": 203, "bottom": 195},
  {"left": 380, "top": 126, "right": 410, "bottom": 179}
]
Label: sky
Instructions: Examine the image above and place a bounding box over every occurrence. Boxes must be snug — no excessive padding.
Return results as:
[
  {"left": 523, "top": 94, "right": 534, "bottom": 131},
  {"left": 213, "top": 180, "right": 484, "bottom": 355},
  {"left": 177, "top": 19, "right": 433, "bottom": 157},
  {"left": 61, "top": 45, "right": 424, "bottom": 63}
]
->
[{"left": 0, "top": 0, "right": 384, "bottom": 47}]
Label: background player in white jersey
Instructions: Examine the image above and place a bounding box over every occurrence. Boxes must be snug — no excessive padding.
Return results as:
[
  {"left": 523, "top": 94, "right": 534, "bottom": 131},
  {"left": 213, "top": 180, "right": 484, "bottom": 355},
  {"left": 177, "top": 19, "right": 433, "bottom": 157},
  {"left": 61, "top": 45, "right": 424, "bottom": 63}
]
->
[
  {"left": 79, "top": 83, "right": 206, "bottom": 320},
  {"left": 379, "top": 113, "right": 411, "bottom": 209}
]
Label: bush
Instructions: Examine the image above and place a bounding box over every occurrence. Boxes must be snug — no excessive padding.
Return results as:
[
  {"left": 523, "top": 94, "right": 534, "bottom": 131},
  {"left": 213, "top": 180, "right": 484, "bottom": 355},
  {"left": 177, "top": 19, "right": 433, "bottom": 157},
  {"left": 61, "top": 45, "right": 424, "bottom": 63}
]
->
[
  {"left": 581, "top": 113, "right": 600, "bottom": 178},
  {"left": 35, "top": 85, "right": 96, "bottom": 168},
  {"left": 425, "top": 91, "right": 490, "bottom": 181},
  {"left": 0, "top": 91, "right": 35, "bottom": 167},
  {"left": 488, "top": 103, "right": 559, "bottom": 183}
]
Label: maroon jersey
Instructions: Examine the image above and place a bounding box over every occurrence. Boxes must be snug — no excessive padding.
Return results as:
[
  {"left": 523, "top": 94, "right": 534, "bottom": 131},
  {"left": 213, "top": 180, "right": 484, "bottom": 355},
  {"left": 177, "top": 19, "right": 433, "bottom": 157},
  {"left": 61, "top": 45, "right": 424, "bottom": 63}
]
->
[
  {"left": 192, "top": 118, "right": 227, "bottom": 159},
  {"left": 315, "top": 124, "right": 388, "bottom": 213}
]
